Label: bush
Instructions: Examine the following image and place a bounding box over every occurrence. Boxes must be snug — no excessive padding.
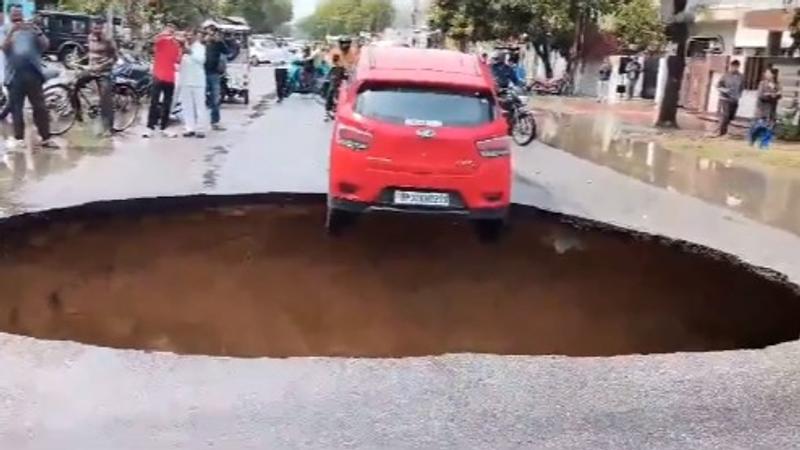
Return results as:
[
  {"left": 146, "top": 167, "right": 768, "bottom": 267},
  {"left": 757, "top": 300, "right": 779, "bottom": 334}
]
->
[{"left": 775, "top": 108, "right": 800, "bottom": 141}]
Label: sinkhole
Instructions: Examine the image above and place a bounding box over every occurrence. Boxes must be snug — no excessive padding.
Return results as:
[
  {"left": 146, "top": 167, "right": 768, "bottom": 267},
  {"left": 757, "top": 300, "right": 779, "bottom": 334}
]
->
[{"left": 0, "top": 194, "right": 798, "bottom": 358}]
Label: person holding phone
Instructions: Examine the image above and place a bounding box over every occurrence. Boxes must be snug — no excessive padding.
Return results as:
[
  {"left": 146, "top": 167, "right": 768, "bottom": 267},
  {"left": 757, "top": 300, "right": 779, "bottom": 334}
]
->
[{"left": 2, "top": 3, "right": 55, "bottom": 149}]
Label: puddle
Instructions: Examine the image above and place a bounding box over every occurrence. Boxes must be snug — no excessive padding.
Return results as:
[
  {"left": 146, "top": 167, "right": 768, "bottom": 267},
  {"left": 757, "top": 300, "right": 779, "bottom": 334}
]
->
[
  {"left": 0, "top": 197, "right": 798, "bottom": 358},
  {"left": 537, "top": 113, "right": 800, "bottom": 236}
]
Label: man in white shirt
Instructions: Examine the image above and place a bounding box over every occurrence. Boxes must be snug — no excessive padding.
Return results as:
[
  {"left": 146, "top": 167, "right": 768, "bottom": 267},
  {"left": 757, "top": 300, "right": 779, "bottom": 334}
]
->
[
  {"left": 178, "top": 29, "right": 208, "bottom": 138},
  {"left": 273, "top": 42, "right": 293, "bottom": 103}
]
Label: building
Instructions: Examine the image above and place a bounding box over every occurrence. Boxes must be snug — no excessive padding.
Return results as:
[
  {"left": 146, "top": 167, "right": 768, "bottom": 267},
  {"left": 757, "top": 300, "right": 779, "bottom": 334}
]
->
[{"left": 681, "top": 0, "right": 800, "bottom": 118}]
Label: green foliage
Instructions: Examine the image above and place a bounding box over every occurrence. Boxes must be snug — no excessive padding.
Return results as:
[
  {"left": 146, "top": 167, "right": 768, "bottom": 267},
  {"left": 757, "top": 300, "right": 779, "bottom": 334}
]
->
[
  {"left": 56, "top": 1, "right": 293, "bottom": 34},
  {"left": 57, "top": 0, "right": 113, "bottom": 14},
  {"left": 607, "top": 0, "right": 665, "bottom": 52},
  {"left": 157, "top": 0, "right": 222, "bottom": 27},
  {"left": 428, "top": 0, "right": 497, "bottom": 44},
  {"left": 224, "top": 0, "right": 293, "bottom": 33},
  {"left": 299, "top": 0, "right": 395, "bottom": 39},
  {"left": 776, "top": 105, "right": 800, "bottom": 141},
  {"left": 429, "top": 0, "right": 624, "bottom": 53}
]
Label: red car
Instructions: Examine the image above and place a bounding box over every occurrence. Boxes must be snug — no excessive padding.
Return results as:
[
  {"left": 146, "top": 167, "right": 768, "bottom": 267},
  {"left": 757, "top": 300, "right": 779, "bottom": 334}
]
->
[{"left": 327, "top": 47, "right": 512, "bottom": 238}]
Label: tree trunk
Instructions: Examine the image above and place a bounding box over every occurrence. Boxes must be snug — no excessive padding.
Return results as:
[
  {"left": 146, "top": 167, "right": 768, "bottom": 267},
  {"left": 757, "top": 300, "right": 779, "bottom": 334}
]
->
[
  {"left": 567, "top": 9, "right": 585, "bottom": 74},
  {"left": 656, "top": 0, "right": 689, "bottom": 128},
  {"left": 533, "top": 43, "right": 553, "bottom": 79}
]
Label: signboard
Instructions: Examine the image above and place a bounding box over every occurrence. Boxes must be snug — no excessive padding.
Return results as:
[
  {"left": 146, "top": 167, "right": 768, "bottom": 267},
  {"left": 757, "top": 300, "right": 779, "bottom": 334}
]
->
[{"left": 3, "top": 0, "right": 35, "bottom": 20}]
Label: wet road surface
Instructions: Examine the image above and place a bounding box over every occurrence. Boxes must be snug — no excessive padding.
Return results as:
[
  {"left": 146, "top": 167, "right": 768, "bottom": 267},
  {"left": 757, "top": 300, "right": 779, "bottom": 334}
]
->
[
  {"left": 536, "top": 111, "right": 800, "bottom": 237},
  {"left": 1, "top": 67, "right": 800, "bottom": 448}
]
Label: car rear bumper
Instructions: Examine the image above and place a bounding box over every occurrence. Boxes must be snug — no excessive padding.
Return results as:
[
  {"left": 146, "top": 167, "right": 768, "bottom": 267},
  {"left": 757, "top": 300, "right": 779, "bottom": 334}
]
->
[{"left": 330, "top": 197, "right": 509, "bottom": 220}]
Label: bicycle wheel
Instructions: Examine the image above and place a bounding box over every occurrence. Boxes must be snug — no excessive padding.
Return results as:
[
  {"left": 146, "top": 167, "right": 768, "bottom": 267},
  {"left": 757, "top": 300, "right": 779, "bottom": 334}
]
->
[
  {"left": 112, "top": 84, "right": 141, "bottom": 132},
  {"left": 44, "top": 83, "right": 77, "bottom": 136}
]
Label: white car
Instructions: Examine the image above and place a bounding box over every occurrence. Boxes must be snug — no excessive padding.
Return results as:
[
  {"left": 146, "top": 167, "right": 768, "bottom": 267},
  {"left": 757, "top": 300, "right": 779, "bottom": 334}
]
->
[{"left": 250, "top": 41, "right": 289, "bottom": 66}]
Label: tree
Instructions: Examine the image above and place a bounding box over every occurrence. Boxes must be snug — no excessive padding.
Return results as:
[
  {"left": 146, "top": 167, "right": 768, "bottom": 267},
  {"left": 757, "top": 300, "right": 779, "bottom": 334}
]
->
[
  {"left": 789, "top": 8, "right": 800, "bottom": 55},
  {"left": 428, "top": 0, "right": 498, "bottom": 50},
  {"left": 58, "top": 0, "right": 149, "bottom": 37},
  {"left": 156, "top": 0, "right": 222, "bottom": 26},
  {"left": 494, "top": 0, "right": 574, "bottom": 78},
  {"left": 656, "top": 0, "right": 690, "bottom": 128},
  {"left": 224, "top": 0, "right": 293, "bottom": 33},
  {"left": 299, "top": 0, "right": 395, "bottom": 39},
  {"left": 607, "top": 0, "right": 665, "bottom": 52},
  {"left": 429, "top": 0, "right": 624, "bottom": 78}
]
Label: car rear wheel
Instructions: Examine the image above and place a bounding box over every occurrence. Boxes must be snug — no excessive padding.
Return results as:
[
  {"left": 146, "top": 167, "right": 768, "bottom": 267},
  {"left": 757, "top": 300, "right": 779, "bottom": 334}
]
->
[
  {"left": 325, "top": 208, "right": 356, "bottom": 236},
  {"left": 474, "top": 219, "right": 506, "bottom": 243}
]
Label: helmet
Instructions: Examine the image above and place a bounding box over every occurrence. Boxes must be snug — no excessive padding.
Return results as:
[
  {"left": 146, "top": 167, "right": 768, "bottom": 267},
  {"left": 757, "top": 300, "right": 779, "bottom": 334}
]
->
[
  {"left": 338, "top": 36, "right": 353, "bottom": 44},
  {"left": 202, "top": 20, "right": 220, "bottom": 31},
  {"left": 490, "top": 51, "right": 505, "bottom": 63}
]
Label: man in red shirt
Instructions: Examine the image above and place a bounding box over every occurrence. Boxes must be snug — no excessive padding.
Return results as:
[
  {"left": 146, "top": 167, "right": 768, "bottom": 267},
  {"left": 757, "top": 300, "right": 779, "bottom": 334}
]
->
[{"left": 144, "top": 22, "right": 182, "bottom": 137}]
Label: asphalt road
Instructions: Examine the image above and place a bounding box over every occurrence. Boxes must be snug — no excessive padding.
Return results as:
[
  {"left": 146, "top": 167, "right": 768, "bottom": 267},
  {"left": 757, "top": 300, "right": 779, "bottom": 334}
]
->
[{"left": 1, "top": 66, "right": 799, "bottom": 449}]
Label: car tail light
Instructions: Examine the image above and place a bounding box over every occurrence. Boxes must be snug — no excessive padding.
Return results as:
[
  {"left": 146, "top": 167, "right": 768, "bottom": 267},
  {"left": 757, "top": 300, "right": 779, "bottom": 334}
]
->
[
  {"left": 476, "top": 136, "right": 511, "bottom": 158},
  {"left": 337, "top": 124, "right": 373, "bottom": 151}
]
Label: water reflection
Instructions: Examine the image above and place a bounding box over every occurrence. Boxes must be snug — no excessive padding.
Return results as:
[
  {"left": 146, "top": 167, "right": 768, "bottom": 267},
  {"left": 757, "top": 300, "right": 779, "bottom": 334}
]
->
[{"left": 538, "top": 113, "right": 800, "bottom": 236}]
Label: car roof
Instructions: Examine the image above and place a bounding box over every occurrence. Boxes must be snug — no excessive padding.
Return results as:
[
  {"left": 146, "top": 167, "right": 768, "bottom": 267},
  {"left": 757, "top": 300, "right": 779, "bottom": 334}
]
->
[{"left": 358, "top": 47, "right": 490, "bottom": 90}]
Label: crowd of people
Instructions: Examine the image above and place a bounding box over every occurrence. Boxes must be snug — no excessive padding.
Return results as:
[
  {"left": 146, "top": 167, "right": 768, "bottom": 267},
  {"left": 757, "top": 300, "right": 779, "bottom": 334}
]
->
[
  {"left": 0, "top": 5, "right": 238, "bottom": 148},
  {"left": 716, "top": 61, "right": 782, "bottom": 148},
  {"left": 272, "top": 35, "right": 360, "bottom": 120},
  {"left": 142, "top": 21, "right": 231, "bottom": 138},
  {"left": 595, "top": 57, "right": 641, "bottom": 104}
]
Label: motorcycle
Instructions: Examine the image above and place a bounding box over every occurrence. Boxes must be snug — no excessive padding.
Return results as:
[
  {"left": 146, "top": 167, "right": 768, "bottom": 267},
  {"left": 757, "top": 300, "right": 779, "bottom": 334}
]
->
[
  {"left": 113, "top": 51, "right": 152, "bottom": 99},
  {"left": 530, "top": 75, "right": 571, "bottom": 96},
  {"left": 287, "top": 59, "right": 329, "bottom": 98},
  {"left": 499, "top": 87, "right": 537, "bottom": 146}
]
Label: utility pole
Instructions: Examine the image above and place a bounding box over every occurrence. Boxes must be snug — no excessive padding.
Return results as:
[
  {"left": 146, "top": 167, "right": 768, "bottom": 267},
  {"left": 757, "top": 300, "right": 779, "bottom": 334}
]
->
[
  {"left": 412, "top": 0, "right": 420, "bottom": 28},
  {"left": 656, "top": 0, "right": 691, "bottom": 128}
]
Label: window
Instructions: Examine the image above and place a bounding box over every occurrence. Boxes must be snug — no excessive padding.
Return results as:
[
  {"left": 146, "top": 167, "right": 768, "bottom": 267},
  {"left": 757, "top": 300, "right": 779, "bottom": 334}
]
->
[
  {"left": 355, "top": 86, "right": 494, "bottom": 127},
  {"left": 70, "top": 19, "right": 87, "bottom": 34}
]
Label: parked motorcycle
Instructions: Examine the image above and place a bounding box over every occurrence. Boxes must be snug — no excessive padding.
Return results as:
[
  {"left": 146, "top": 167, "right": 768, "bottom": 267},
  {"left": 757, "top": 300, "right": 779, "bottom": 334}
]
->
[
  {"left": 113, "top": 51, "right": 152, "bottom": 98},
  {"left": 499, "top": 87, "right": 537, "bottom": 146},
  {"left": 530, "top": 75, "right": 571, "bottom": 96}
]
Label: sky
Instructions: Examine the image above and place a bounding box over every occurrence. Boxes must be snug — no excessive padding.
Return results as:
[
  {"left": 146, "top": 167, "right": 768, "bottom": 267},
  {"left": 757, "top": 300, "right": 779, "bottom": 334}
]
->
[
  {"left": 293, "top": 0, "right": 319, "bottom": 21},
  {"left": 292, "top": 0, "right": 417, "bottom": 22}
]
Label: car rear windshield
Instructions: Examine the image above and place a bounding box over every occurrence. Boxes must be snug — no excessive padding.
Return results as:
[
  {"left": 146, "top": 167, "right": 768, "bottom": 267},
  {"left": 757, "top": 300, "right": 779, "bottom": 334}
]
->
[{"left": 355, "top": 86, "right": 493, "bottom": 127}]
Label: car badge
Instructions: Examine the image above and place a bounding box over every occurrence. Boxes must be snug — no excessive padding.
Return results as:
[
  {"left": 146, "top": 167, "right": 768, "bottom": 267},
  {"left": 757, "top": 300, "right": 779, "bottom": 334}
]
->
[{"left": 417, "top": 128, "right": 436, "bottom": 139}]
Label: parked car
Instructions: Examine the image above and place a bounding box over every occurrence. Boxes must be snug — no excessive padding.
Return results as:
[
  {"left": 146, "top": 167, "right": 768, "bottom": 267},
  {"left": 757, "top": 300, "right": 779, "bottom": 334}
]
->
[
  {"left": 38, "top": 10, "right": 91, "bottom": 69},
  {"left": 37, "top": 10, "right": 122, "bottom": 69},
  {"left": 250, "top": 40, "right": 288, "bottom": 66},
  {"left": 326, "top": 47, "right": 512, "bottom": 240}
]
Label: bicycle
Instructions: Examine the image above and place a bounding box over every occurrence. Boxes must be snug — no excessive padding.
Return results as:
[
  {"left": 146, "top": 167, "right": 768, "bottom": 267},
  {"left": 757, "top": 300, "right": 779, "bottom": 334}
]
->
[{"left": 44, "top": 66, "right": 141, "bottom": 136}]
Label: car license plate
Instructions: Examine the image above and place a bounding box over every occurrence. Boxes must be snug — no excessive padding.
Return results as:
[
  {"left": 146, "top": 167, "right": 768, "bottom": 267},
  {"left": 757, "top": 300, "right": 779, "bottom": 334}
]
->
[{"left": 393, "top": 191, "right": 450, "bottom": 207}]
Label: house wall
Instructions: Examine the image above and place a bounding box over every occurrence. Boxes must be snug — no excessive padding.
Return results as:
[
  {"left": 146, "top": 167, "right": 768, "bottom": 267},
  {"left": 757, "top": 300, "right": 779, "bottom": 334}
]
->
[{"left": 689, "top": 21, "right": 739, "bottom": 53}]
